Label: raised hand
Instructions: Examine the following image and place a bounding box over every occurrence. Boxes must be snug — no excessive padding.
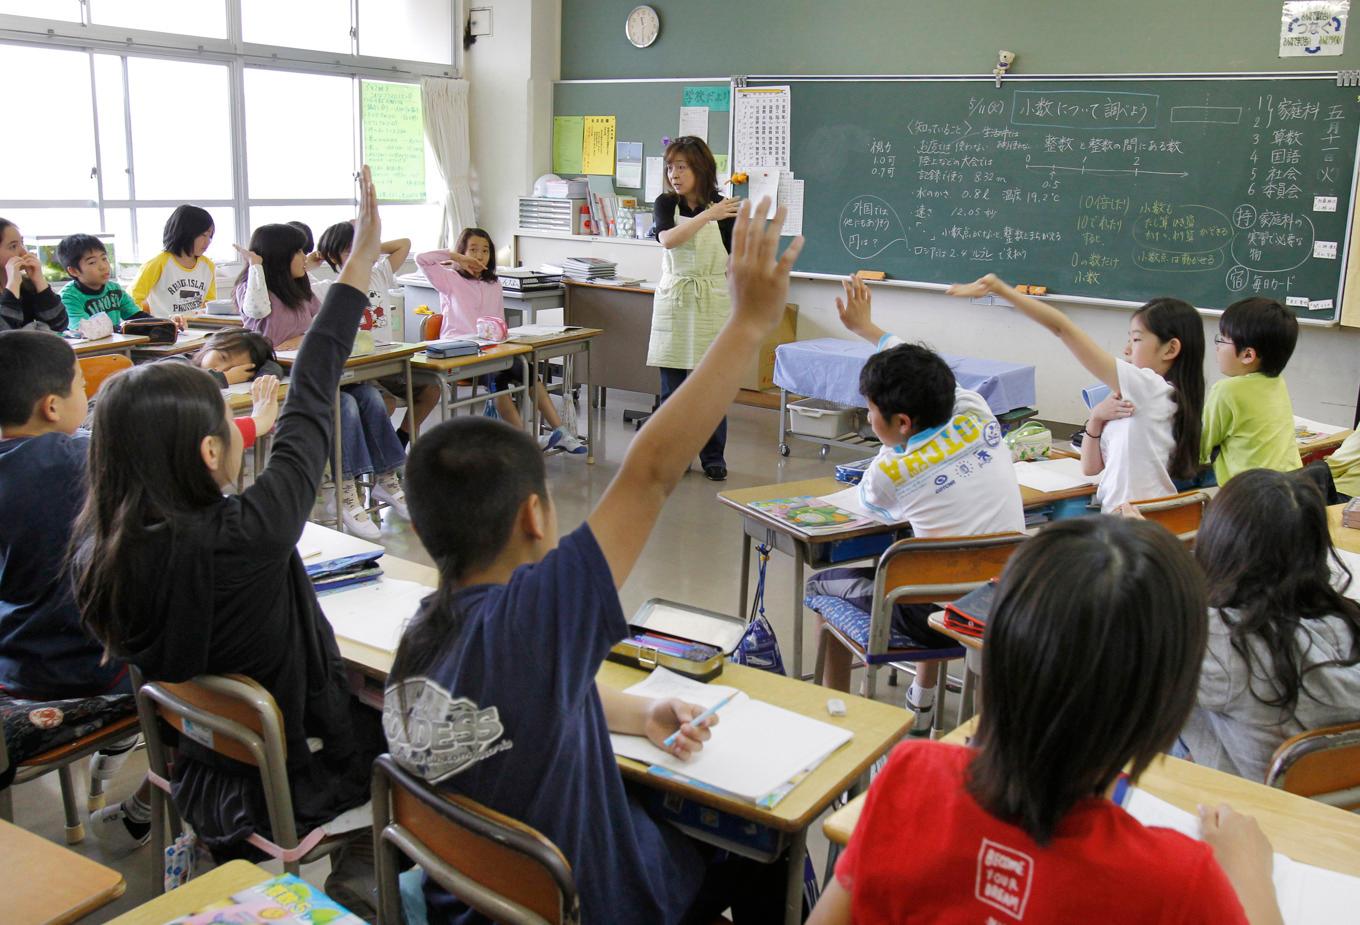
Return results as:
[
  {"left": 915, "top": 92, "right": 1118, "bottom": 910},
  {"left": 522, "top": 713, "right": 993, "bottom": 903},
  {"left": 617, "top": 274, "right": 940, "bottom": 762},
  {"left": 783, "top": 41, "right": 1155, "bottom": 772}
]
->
[
  {"left": 835, "top": 275, "right": 884, "bottom": 342},
  {"left": 727, "top": 197, "right": 804, "bottom": 335},
  {"left": 232, "top": 244, "right": 263, "bottom": 266},
  {"left": 249, "top": 374, "right": 281, "bottom": 435},
  {"left": 338, "top": 165, "right": 381, "bottom": 291},
  {"left": 946, "top": 273, "right": 1001, "bottom": 299}
]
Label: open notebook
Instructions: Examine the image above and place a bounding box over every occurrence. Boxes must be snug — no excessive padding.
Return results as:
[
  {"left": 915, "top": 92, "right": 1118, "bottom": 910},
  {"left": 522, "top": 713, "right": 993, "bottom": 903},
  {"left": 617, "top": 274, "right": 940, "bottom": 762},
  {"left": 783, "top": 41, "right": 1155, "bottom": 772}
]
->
[
  {"left": 609, "top": 668, "right": 853, "bottom": 806},
  {"left": 1120, "top": 786, "right": 1360, "bottom": 923}
]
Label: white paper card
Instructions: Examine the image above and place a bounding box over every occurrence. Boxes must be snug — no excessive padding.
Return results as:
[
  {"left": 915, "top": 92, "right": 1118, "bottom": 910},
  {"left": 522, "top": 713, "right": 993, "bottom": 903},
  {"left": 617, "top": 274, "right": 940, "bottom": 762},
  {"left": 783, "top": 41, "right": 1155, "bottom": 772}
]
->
[
  {"left": 1286, "top": 296, "right": 1310, "bottom": 307},
  {"left": 317, "top": 577, "right": 429, "bottom": 653},
  {"left": 1314, "top": 240, "right": 1338, "bottom": 259},
  {"left": 778, "top": 175, "right": 805, "bottom": 237},
  {"left": 644, "top": 156, "right": 665, "bottom": 203},
  {"left": 1314, "top": 195, "right": 1339, "bottom": 212},
  {"left": 678, "top": 106, "right": 709, "bottom": 142},
  {"left": 298, "top": 520, "right": 385, "bottom": 562},
  {"left": 1012, "top": 457, "right": 1103, "bottom": 493},
  {"left": 746, "top": 167, "right": 782, "bottom": 219},
  {"left": 1310, "top": 298, "right": 1335, "bottom": 311},
  {"left": 1280, "top": 0, "right": 1349, "bottom": 57},
  {"left": 1330, "top": 547, "right": 1360, "bottom": 600}
]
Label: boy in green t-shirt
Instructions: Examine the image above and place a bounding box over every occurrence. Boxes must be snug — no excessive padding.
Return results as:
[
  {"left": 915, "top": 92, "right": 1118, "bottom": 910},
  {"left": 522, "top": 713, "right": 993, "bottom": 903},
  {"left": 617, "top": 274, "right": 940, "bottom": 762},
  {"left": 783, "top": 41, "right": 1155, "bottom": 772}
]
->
[
  {"left": 57, "top": 234, "right": 149, "bottom": 329},
  {"left": 1201, "top": 296, "right": 1302, "bottom": 483}
]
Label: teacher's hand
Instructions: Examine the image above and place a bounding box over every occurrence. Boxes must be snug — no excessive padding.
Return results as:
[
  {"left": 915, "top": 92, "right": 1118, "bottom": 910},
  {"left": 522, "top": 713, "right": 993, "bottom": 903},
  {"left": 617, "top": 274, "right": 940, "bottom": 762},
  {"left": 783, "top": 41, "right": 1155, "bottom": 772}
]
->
[{"left": 706, "top": 197, "right": 742, "bottom": 222}]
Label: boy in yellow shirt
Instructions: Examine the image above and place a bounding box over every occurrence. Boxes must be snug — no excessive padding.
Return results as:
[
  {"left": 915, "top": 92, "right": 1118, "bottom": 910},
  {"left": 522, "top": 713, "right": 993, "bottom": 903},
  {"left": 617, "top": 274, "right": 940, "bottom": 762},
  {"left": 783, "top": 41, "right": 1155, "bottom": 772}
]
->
[{"left": 1201, "top": 297, "right": 1302, "bottom": 483}]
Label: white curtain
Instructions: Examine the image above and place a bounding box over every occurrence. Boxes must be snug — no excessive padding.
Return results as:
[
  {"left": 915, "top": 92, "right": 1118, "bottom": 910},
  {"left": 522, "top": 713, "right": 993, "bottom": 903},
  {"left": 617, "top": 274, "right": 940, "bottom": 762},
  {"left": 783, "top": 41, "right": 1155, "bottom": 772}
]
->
[{"left": 421, "top": 77, "right": 476, "bottom": 248}]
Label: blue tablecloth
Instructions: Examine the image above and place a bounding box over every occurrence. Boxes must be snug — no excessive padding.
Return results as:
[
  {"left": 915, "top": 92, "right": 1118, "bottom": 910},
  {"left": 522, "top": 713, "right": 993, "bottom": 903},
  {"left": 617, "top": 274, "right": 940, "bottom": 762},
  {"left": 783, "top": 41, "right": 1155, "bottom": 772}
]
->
[{"left": 773, "top": 338, "right": 1036, "bottom": 416}]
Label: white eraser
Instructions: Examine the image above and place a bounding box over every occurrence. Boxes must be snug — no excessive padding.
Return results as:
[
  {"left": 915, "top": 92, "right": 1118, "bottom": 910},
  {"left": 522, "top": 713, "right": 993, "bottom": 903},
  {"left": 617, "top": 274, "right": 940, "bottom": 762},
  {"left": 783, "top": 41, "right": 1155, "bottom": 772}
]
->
[{"left": 827, "top": 698, "right": 847, "bottom": 717}]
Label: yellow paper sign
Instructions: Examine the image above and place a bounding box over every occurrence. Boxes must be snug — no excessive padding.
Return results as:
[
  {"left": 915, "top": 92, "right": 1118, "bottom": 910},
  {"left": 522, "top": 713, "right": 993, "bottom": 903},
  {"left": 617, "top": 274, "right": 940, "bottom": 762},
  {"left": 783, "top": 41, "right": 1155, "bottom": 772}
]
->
[
  {"left": 361, "top": 81, "right": 425, "bottom": 202},
  {"left": 582, "top": 116, "right": 617, "bottom": 175}
]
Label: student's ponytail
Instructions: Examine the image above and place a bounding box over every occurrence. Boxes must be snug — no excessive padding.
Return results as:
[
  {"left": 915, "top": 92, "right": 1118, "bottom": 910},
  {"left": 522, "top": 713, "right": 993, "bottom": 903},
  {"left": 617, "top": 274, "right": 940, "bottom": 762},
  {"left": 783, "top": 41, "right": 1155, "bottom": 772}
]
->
[{"left": 1135, "top": 298, "right": 1205, "bottom": 480}]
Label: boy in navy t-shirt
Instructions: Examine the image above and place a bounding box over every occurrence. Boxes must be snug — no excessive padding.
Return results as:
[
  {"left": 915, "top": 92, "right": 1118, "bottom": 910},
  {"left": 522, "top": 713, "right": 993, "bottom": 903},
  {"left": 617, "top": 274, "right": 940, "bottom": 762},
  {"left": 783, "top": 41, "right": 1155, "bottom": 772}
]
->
[{"left": 383, "top": 200, "right": 804, "bottom": 925}]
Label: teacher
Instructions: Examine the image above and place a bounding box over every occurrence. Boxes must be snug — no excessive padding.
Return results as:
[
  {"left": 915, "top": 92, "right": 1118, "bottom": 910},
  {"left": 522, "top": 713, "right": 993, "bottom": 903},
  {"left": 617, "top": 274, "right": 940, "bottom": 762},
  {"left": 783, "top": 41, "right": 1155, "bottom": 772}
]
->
[{"left": 648, "top": 136, "right": 741, "bottom": 481}]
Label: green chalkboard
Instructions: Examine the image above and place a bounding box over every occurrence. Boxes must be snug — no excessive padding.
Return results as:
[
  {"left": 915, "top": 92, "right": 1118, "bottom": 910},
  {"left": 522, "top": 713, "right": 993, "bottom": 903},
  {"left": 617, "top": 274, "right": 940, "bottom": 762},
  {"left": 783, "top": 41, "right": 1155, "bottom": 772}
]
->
[
  {"left": 554, "top": 80, "right": 730, "bottom": 202},
  {"left": 751, "top": 76, "right": 1360, "bottom": 320}
]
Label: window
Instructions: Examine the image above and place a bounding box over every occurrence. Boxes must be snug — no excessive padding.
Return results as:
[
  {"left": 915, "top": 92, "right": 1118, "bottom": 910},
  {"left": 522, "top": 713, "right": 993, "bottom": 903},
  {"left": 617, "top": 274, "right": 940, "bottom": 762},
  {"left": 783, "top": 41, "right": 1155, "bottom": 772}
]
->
[
  {"left": 245, "top": 69, "right": 356, "bottom": 200},
  {"left": 127, "top": 58, "right": 234, "bottom": 201},
  {"left": 89, "top": 0, "right": 227, "bottom": 39},
  {"left": 0, "top": 1, "right": 81, "bottom": 21},
  {"left": 241, "top": 0, "right": 352, "bottom": 54},
  {"left": 93, "top": 55, "right": 131, "bottom": 201},
  {"left": 357, "top": 0, "right": 453, "bottom": 65},
  {"left": 1, "top": 45, "right": 96, "bottom": 202}
]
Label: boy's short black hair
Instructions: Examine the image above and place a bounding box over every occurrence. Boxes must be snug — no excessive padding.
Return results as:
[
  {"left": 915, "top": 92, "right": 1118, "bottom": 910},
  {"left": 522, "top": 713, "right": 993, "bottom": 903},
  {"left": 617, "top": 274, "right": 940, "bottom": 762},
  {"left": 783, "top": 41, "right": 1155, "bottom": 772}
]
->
[
  {"left": 56, "top": 234, "right": 107, "bottom": 275},
  {"left": 859, "top": 342, "right": 956, "bottom": 430},
  {"left": 0, "top": 331, "right": 78, "bottom": 427},
  {"left": 161, "top": 205, "right": 214, "bottom": 257},
  {"left": 1220, "top": 297, "right": 1298, "bottom": 377}
]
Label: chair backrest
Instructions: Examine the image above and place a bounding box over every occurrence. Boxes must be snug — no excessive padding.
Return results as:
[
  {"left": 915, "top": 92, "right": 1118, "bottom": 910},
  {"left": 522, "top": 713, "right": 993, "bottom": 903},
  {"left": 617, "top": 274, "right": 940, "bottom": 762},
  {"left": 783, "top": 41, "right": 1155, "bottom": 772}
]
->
[
  {"left": 1265, "top": 720, "right": 1360, "bottom": 811},
  {"left": 129, "top": 666, "right": 300, "bottom": 849},
  {"left": 79, "top": 355, "right": 133, "bottom": 398},
  {"left": 1129, "top": 490, "right": 1209, "bottom": 544},
  {"left": 422, "top": 313, "right": 443, "bottom": 342},
  {"left": 372, "top": 754, "right": 578, "bottom": 925}
]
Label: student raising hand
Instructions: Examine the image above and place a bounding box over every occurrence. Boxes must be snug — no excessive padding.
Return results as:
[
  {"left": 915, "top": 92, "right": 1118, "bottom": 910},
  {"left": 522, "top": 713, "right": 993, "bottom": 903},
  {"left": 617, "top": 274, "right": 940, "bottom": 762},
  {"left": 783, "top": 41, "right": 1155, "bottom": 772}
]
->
[
  {"left": 835, "top": 275, "right": 886, "bottom": 343},
  {"left": 249, "top": 373, "right": 280, "bottom": 436},
  {"left": 336, "top": 165, "right": 382, "bottom": 293}
]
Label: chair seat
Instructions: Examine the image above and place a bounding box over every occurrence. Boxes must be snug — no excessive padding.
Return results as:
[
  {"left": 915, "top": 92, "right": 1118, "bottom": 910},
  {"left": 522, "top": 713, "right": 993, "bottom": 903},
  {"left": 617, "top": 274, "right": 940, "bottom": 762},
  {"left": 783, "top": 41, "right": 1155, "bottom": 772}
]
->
[
  {"left": 806, "top": 596, "right": 965, "bottom": 667},
  {"left": 17, "top": 714, "right": 141, "bottom": 769}
]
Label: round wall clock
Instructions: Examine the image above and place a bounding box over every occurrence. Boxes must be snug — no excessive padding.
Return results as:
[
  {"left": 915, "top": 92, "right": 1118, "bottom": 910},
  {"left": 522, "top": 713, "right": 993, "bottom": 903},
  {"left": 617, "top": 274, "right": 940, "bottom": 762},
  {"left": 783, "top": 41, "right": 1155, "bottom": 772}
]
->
[{"left": 626, "top": 5, "right": 661, "bottom": 48}]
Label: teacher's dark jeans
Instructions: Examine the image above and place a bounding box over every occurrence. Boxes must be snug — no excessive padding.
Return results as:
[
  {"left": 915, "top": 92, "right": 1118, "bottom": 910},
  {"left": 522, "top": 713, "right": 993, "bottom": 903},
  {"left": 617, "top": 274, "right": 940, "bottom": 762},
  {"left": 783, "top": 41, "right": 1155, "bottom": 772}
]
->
[{"left": 657, "top": 366, "right": 727, "bottom": 468}]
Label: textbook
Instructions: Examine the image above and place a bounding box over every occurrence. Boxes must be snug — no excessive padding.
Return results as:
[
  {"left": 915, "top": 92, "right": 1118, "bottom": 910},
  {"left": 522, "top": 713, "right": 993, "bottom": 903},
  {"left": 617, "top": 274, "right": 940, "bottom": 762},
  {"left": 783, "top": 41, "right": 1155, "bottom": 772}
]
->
[
  {"left": 609, "top": 667, "right": 853, "bottom": 806},
  {"left": 747, "top": 495, "right": 870, "bottom": 534},
  {"left": 1294, "top": 414, "right": 1347, "bottom": 446},
  {"left": 1118, "top": 786, "right": 1360, "bottom": 925},
  {"left": 166, "top": 872, "right": 363, "bottom": 924}
]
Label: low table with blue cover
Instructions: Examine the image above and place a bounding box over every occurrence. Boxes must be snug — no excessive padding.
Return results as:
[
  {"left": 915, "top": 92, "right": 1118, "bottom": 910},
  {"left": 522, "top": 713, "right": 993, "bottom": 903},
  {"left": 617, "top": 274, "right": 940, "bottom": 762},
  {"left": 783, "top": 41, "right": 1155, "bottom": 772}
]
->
[{"left": 773, "top": 338, "right": 1038, "bottom": 457}]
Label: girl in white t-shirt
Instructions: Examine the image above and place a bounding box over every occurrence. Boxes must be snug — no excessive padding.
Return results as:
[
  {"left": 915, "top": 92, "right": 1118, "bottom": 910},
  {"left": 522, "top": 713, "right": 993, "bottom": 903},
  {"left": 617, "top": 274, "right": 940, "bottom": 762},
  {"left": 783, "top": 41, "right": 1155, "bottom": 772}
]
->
[
  {"left": 949, "top": 274, "right": 1204, "bottom": 511},
  {"left": 130, "top": 205, "right": 217, "bottom": 319}
]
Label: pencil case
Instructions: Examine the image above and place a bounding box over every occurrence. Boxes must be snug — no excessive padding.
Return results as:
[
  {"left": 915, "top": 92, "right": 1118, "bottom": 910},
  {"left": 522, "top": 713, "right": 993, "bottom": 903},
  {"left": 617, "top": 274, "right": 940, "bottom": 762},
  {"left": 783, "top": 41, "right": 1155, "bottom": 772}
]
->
[
  {"left": 607, "top": 598, "right": 748, "bottom": 682},
  {"left": 424, "top": 339, "right": 480, "bottom": 358}
]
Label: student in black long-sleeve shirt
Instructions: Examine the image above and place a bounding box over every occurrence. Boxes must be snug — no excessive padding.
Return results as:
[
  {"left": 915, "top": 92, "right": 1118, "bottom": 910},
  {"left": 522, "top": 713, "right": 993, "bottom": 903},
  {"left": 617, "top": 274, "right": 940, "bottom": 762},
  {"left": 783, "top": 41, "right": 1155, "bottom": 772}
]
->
[
  {"left": 70, "top": 168, "right": 387, "bottom": 905},
  {"left": 1, "top": 219, "right": 67, "bottom": 332}
]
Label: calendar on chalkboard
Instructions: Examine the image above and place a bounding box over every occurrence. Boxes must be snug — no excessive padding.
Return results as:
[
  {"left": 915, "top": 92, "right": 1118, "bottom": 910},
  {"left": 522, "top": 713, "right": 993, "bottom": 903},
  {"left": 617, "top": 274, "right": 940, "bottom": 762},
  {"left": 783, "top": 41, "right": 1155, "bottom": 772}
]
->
[{"left": 754, "top": 76, "right": 1360, "bottom": 320}]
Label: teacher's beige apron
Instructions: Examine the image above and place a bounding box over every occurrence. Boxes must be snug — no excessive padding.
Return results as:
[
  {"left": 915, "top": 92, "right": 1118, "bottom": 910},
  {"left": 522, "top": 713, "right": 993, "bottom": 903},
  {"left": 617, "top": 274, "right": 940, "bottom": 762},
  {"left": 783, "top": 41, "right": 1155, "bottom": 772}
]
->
[{"left": 647, "top": 218, "right": 731, "bottom": 369}]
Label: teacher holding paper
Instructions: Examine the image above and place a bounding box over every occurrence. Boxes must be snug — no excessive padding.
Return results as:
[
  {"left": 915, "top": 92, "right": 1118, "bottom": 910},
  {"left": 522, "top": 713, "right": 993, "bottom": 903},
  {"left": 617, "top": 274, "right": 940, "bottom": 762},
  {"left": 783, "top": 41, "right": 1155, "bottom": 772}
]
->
[{"left": 648, "top": 136, "right": 741, "bottom": 481}]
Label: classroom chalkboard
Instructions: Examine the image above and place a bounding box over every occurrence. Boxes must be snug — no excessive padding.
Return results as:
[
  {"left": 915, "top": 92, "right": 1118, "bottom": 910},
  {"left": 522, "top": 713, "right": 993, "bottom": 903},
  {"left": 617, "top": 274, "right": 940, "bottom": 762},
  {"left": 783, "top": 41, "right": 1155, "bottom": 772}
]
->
[
  {"left": 554, "top": 80, "right": 730, "bottom": 202},
  {"left": 748, "top": 75, "right": 1360, "bottom": 320}
]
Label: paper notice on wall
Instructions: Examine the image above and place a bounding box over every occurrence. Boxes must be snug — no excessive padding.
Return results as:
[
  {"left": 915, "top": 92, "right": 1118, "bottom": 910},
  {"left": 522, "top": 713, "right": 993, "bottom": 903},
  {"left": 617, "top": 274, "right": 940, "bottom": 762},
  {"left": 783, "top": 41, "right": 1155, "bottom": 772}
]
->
[
  {"left": 679, "top": 105, "right": 709, "bottom": 142},
  {"left": 1280, "top": 0, "right": 1348, "bottom": 56},
  {"left": 778, "top": 175, "right": 805, "bottom": 237},
  {"left": 616, "top": 141, "right": 644, "bottom": 188},
  {"left": 361, "top": 81, "right": 426, "bottom": 201},
  {"left": 644, "top": 156, "right": 665, "bottom": 203},
  {"left": 746, "top": 167, "right": 781, "bottom": 219},
  {"left": 732, "top": 85, "right": 791, "bottom": 169},
  {"left": 582, "top": 116, "right": 617, "bottom": 175}
]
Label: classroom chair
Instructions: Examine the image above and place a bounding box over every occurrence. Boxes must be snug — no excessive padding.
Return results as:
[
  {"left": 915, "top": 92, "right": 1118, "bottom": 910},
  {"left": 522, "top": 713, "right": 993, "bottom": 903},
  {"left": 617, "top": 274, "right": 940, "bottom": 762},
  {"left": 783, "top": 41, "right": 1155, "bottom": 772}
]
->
[
  {"left": 422, "top": 313, "right": 442, "bottom": 342},
  {"left": 130, "top": 666, "right": 353, "bottom": 895},
  {"left": 1265, "top": 719, "right": 1360, "bottom": 811},
  {"left": 1128, "top": 489, "right": 1210, "bottom": 545},
  {"left": 79, "top": 354, "right": 133, "bottom": 397},
  {"left": 0, "top": 710, "right": 141, "bottom": 844},
  {"left": 806, "top": 532, "right": 1028, "bottom": 732}
]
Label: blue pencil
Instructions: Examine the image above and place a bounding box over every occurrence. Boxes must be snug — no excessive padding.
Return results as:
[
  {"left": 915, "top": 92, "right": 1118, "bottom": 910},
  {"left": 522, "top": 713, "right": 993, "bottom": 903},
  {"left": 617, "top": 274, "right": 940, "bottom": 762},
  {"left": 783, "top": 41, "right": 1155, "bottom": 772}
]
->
[{"left": 662, "top": 691, "right": 737, "bottom": 749}]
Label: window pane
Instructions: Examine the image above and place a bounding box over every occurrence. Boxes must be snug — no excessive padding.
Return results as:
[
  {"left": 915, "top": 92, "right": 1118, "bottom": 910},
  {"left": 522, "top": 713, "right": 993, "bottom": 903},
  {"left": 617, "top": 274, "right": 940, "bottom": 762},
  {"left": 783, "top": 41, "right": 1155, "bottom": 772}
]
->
[
  {"left": 89, "top": 0, "right": 227, "bottom": 38},
  {"left": 357, "top": 0, "right": 452, "bottom": 64},
  {"left": 127, "top": 58, "right": 233, "bottom": 200},
  {"left": 93, "top": 55, "right": 130, "bottom": 201},
  {"left": 247, "top": 205, "right": 355, "bottom": 248},
  {"left": 378, "top": 203, "right": 443, "bottom": 253},
  {"left": 98, "top": 209, "right": 139, "bottom": 280},
  {"left": 0, "top": 46, "right": 96, "bottom": 201},
  {"left": 134, "top": 207, "right": 236, "bottom": 265},
  {"left": 2, "top": 208, "right": 103, "bottom": 243},
  {"left": 242, "top": 0, "right": 352, "bottom": 54},
  {"left": 0, "top": 1, "right": 81, "bottom": 20},
  {"left": 245, "top": 69, "right": 356, "bottom": 199}
]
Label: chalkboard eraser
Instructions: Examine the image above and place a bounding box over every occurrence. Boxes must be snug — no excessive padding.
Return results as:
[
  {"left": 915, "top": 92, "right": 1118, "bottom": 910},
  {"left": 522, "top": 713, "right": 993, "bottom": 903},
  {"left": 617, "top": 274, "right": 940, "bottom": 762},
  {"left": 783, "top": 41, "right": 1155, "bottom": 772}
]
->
[
  {"left": 856, "top": 270, "right": 886, "bottom": 281},
  {"left": 1016, "top": 285, "right": 1049, "bottom": 296}
]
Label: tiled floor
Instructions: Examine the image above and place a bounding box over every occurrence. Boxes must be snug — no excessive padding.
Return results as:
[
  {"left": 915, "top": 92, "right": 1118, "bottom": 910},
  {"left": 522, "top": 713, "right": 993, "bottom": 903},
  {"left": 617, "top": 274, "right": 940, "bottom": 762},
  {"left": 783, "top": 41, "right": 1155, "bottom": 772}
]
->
[{"left": 12, "top": 389, "right": 927, "bottom": 921}]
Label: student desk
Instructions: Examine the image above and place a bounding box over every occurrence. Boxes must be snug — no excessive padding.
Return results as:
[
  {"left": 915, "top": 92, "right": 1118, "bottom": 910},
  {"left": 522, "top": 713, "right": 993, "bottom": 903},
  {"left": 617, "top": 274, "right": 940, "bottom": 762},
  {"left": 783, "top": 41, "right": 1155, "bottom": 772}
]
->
[
  {"left": 1300, "top": 427, "right": 1355, "bottom": 463},
  {"left": 820, "top": 720, "right": 1360, "bottom": 881},
  {"left": 716, "top": 474, "right": 1096, "bottom": 678},
  {"left": 409, "top": 343, "right": 533, "bottom": 424},
  {"left": 105, "top": 860, "right": 270, "bottom": 925},
  {"left": 0, "top": 817, "right": 125, "bottom": 924},
  {"left": 509, "top": 327, "right": 602, "bottom": 464},
  {"left": 225, "top": 382, "right": 290, "bottom": 488},
  {"left": 68, "top": 332, "right": 150, "bottom": 358},
  {"left": 184, "top": 312, "right": 244, "bottom": 329},
  {"left": 561, "top": 279, "right": 661, "bottom": 398},
  {"left": 277, "top": 343, "right": 421, "bottom": 533},
  {"left": 129, "top": 329, "right": 210, "bottom": 361},
  {"left": 1328, "top": 503, "right": 1360, "bottom": 553},
  {"left": 323, "top": 540, "right": 908, "bottom": 925}
]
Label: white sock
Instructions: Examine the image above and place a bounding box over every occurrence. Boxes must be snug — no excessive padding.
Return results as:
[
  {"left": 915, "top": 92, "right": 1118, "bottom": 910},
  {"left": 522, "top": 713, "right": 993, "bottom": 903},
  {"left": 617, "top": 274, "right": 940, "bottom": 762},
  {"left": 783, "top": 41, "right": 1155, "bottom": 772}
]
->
[{"left": 907, "top": 681, "right": 936, "bottom": 730}]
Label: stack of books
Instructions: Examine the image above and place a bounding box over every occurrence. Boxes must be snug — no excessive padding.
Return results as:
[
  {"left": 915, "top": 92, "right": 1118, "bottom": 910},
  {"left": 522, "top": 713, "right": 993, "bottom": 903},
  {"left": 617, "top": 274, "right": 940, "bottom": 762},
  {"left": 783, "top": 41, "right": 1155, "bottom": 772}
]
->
[
  {"left": 563, "top": 256, "right": 618, "bottom": 281},
  {"left": 1343, "top": 497, "right": 1360, "bottom": 529}
]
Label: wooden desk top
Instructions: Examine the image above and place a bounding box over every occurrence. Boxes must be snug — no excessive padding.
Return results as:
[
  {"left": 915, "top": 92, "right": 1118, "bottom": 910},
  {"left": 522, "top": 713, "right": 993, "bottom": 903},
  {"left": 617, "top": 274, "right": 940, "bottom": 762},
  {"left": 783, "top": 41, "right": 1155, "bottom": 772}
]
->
[
  {"left": 185, "top": 312, "right": 244, "bottom": 328},
  {"left": 105, "top": 860, "right": 271, "bottom": 925},
  {"left": 131, "top": 331, "right": 210, "bottom": 358},
  {"left": 69, "top": 333, "right": 150, "bottom": 355},
  {"left": 0, "top": 817, "right": 126, "bottom": 925},
  {"left": 410, "top": 342, "right": 533, "bottom": 372},
  {"left": 718, "top": 472, "right": 1094, "bottom": 545},
  {"left": 276, "top": 341, "right": 425, "bottom": 369},
  {"left": 1328, "top": 503, "right": 1360, "bottom": 554},
  {"left": 509, "top": 326, "right": 604, "bottom": 349},
  {"left": 563, "top": 279, "right": 655, "bottom": 295},
  {"left": 598, "top": 659, "right": 911, "bottom": 832},
  {"left": 821, "top": 728, "right": 1360, "bottom": 878},
  {"left": 1300, "top": 428, "right": 1353, "bottom": 457}
]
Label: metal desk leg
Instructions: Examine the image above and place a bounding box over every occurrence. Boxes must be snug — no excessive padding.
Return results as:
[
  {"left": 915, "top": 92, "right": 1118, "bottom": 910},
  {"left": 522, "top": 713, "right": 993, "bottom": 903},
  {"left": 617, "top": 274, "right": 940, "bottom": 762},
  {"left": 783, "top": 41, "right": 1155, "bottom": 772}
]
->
[
  {"left": 778, "top": 388, "right": 789, "bottom": 456},
  {"left": 792, "top": 544, "right": 807, "bottom": 679},
  {"left": 783, "top": 828, "right": 808, "bottom": 925},
  {"left": 438, "top": 372, "right": 450, "bottom": 422},
  {"left": 586, "top": 381, "right": 597, "bottom": 464},
  {"left": 738, "top": 530, "right": 753, "bottom": 621},
  {"left": 518, "top": 356, "right": 532, "bottom": 429},
  {"left": 404, "top": 360, "right": 416, "bottom": 446},
  {"left": 332, "top": 388, "right": 344, "bottom": 532},
  {"left": 527, "top": 355, "right": 542, "bottom": 436}
]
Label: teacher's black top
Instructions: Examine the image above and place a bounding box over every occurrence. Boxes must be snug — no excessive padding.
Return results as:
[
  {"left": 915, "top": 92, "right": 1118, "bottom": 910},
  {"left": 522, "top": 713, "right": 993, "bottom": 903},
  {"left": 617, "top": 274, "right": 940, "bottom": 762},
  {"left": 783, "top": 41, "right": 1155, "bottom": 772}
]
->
[{"left": 651, "top": 191, "right": 733, "bottom": 254}]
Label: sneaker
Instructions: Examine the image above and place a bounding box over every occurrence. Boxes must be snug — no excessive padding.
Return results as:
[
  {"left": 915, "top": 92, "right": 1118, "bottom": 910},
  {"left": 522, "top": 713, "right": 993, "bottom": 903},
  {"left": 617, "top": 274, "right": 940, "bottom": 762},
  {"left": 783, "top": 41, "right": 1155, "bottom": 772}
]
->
[
  {"left": 90, "top": 803, "right": 151, "bottom": 857},
  {"left": 553, "top": 427, "right": 588, "bottom": 455},
  {"left": 372, "top": 471, "right": 409, "bottom": 519},
  {"left": 88, "top": 742, "right": 137, "bottom": 810},
  {"left": 341, "top": 480, "right": 381, "bottom": 540},
  {"left": 907, "top": 698, "right": 935, "bottom": 738},
  {"left": 538, "top": 428, "right": 564, "bottom": 451}
]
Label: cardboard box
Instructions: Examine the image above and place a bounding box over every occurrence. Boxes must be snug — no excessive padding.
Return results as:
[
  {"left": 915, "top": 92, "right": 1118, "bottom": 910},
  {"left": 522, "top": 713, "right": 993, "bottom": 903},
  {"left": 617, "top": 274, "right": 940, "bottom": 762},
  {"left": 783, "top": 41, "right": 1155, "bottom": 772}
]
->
[{"left": 740, "top": 303, "right": 798, "bottom": 391}]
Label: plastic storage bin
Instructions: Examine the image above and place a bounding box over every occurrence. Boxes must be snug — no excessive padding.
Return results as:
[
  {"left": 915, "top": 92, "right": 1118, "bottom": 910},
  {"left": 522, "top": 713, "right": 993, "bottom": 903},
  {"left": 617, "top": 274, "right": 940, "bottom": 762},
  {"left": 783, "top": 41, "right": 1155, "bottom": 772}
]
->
[{"left": 787, "top": 398, "right": 862, "bottom": 438}]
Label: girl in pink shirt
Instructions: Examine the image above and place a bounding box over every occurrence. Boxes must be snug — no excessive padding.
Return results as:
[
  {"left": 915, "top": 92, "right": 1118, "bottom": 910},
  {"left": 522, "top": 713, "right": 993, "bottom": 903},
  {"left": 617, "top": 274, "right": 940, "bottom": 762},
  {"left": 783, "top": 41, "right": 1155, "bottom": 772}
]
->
[{"left": 416, "top": 229, "right": 584, "bottom": 454}]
